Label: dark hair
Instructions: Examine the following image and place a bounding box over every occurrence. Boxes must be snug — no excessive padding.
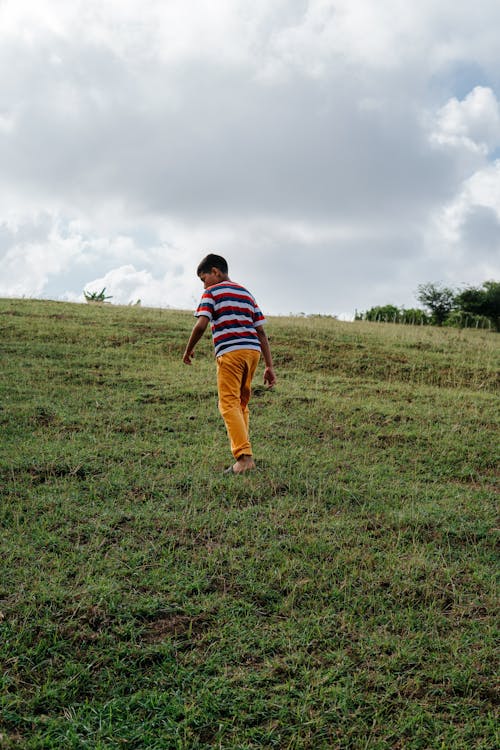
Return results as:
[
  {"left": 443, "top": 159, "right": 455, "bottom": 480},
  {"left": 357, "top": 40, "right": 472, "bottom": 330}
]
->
[{"left": 197, "top": 253, "right": 228, "bottom": 276}]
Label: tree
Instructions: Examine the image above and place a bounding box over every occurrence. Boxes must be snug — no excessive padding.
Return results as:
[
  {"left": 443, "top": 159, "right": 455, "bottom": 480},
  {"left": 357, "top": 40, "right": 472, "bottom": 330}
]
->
[
  {"left": 456, "top": 280, "right": 500, "bottom": 331},
  {"left": 363, "top": 304, "right": 401, "bottom": 323},
  {"left": 400, "top": 308, "right": 431, "bottom": 325},
  {"left": 357, "top": 306, "right": 431, "bottom": 325},
  {"left": 444, "top": 309, "right": 490, "bottom": 329},
  {"left": 416, "top": 282, "right": 456, "bottom": 326}
]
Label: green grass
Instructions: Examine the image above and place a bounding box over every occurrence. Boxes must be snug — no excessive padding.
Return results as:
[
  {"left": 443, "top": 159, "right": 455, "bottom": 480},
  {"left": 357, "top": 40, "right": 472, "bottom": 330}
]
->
[{"left": 1, "top": 299, "right": 498, "bottom": 749}]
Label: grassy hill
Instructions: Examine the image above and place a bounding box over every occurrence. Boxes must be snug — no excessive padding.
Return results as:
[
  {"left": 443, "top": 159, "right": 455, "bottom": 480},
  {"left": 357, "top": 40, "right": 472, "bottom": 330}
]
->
[{"left": 1, "top": 299, "right": 498, "bottom": 749}]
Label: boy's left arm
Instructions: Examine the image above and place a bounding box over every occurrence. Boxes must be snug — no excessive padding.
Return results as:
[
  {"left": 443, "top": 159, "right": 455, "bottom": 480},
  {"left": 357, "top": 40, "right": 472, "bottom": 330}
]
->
[
  {"left": 183, "top": 315, "right": 210, "bottom": 365},
  {"left": 256, "top": 326, "right": 277, "bottom": 387}
]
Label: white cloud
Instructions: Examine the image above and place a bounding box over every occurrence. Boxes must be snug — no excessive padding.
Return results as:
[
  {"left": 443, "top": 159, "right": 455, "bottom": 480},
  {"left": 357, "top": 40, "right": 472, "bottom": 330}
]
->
[
  {"left": 467, "top": 165, "right": 500, "bottom": 227},
  {"left": 432, "top": 86, "right": 500, "bottom": 155},
  {"left": 83, "top": 262, "right": 197, "bottom": 309},
  {"left": 426, "top": 159, "right": 500, "bottom": 288},
  {"left": 0, "top": 112, "right": 15, "bottom": 133},
  {"left": 0, "top": 218, "right": 82, "bottom": 297},
  {"left": 434, "top": 160, "right": 500, "bottom": 249}
]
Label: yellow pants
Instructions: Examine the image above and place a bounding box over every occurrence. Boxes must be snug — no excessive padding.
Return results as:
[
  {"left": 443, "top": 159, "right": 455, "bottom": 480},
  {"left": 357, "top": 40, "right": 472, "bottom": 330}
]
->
[{"left": 216, "top": 349, "right": 260, "bottom": 459}]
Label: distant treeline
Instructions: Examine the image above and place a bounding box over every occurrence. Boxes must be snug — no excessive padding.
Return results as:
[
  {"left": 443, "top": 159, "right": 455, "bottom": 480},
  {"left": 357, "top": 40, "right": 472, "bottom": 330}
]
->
[
  {"left": 356, "top": 281, "right": 500, "bottom": 331},
  {"left": 355, "top": 305, "right": 490, "bottom": 329}
]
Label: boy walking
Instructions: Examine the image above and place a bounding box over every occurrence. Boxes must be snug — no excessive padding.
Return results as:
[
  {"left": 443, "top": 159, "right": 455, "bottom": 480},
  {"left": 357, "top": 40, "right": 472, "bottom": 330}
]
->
[{"left": 183, "top": 254, "right": 276, "bottom": 475}]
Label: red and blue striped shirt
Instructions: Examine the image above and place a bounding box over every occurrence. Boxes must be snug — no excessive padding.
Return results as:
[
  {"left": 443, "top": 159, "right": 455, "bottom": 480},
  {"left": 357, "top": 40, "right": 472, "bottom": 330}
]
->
[{"left": 195, "top": 281, "right": 266, "bottom": 357}]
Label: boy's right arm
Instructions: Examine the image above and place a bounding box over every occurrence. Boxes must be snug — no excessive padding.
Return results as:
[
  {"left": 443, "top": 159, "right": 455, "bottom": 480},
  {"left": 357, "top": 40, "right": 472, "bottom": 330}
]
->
[{"left": 182, "top": 316, "right": 209, "bottom": 365}]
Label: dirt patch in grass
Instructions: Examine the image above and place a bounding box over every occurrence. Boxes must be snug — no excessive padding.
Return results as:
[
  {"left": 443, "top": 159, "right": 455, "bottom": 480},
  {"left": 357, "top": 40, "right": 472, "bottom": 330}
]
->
[{"left": 141, "top": 613, "right": 212, "bottom": 643}]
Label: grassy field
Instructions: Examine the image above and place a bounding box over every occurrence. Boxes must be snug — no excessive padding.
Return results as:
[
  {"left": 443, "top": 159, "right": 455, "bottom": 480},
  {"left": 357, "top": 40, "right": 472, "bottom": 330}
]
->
[{"left": 1, "top": 298, "right": 498, "bottom": 749}]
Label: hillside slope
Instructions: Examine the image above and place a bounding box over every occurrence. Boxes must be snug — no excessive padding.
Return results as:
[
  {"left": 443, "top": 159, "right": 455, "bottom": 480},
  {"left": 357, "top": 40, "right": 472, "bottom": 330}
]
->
[{"left": 1, "top": 299, "right": 499, "bottom": 749}]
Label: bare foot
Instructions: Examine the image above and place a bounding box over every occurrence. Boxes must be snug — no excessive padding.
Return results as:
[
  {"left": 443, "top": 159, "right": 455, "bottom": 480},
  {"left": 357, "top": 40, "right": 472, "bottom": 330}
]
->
[{"left": 232, "top": 454, "right": 256, "bottom": 474}]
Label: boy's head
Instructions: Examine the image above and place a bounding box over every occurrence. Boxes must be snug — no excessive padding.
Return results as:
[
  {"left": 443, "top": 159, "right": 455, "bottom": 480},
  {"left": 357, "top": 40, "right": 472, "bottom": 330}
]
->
[{"left": 197, "top": 253, "right": 229, "bottom": 289}]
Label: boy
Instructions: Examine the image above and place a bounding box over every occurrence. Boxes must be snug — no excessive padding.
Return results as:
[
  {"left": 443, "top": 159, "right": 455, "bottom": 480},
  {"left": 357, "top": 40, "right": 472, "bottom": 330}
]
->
[{"left": 182, "top": 253, "right": 276, "bottom": 475}]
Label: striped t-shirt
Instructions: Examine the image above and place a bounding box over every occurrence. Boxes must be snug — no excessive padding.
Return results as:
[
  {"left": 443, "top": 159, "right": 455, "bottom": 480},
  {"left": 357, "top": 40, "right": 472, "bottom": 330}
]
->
[{"left": 195, "top": 281, "right": 266, "bottom": 357}]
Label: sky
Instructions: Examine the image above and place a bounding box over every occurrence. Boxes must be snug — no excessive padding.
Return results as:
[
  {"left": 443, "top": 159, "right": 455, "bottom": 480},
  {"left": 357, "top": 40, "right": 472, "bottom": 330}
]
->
[{"left": 1, "top": 0, "right": 500, "bottom": 318}]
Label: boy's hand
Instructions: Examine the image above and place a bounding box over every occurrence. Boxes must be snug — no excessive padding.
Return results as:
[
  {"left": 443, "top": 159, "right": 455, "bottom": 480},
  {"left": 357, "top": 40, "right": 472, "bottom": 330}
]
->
[
  {"left": 183, "top": 316, "right": 209, "bottom": 366},
  {"left": 263, "top": 366, "right": 276, "bottom": 388},
  {"left": 183, "top": 349, "right": 194, "bottom": 365}
]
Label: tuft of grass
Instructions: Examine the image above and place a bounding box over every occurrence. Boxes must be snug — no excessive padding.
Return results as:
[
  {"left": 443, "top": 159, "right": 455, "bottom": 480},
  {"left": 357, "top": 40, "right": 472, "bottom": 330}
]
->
[{"left": 1, "top": 299, "right": 499, "bottom": 749}]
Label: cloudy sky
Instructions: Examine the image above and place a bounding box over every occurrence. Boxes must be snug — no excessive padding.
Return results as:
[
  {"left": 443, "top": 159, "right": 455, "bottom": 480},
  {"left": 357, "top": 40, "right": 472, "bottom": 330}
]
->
[{"left": 1, "top": 0, "right": 500, "bottom": 317}]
